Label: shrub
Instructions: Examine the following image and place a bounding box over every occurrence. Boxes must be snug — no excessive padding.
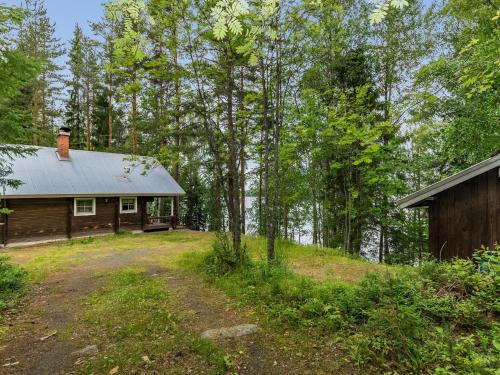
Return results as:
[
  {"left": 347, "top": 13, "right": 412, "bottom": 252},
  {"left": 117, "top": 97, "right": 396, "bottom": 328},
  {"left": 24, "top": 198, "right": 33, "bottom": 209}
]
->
[
  {"left": 200, "top": 247, "right": 500, "bottom": 374},
  {"left": 0, "top": 256, "right": 27, "bottom": 311},
  {"left": 202, "top": 234, "right": 251, "bottom": 276}
]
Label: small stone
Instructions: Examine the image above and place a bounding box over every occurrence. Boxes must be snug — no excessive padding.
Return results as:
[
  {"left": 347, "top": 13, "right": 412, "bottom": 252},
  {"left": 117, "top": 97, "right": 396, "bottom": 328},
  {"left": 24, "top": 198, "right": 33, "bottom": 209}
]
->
[
  {"left": 142, "top": 355, "right": 151, "bottom": 364},
  {"left": 71, "top": 345, "right": 98, "bottom": 357},
  {"left": 201, "top": 324, "right": 258, "bottom": 340}
]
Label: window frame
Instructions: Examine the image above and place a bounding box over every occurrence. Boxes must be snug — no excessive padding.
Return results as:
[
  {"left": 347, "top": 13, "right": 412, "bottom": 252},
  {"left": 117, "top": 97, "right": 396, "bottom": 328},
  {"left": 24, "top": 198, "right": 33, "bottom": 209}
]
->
[
  {"left": 120, "top": 197, "right": 138, "bottom": 214},
  {"left": 74, "top": 198, "right": 96, "bottom": 217}
]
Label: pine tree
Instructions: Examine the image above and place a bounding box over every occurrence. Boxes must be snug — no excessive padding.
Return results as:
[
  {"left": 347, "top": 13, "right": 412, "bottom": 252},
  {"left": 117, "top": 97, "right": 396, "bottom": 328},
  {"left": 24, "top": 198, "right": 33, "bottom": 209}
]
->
[
  {"left": 17, "top": 0, "right": 64, "bottom": 146},
  {"left": 104, "top": 0, "right": 148, "bottom": 154},
  {"left": 65, "top": 24, "right": 85, "bottom": 149},
  {"left": 0, "top": 4, "right": 38, "bottom": 192}
]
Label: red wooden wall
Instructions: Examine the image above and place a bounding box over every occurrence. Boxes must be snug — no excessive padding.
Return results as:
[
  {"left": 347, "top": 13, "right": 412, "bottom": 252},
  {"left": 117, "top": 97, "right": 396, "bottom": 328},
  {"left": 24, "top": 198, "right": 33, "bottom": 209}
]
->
[{"left": 428, "top": 168, "right": 499, "bottom": 259}]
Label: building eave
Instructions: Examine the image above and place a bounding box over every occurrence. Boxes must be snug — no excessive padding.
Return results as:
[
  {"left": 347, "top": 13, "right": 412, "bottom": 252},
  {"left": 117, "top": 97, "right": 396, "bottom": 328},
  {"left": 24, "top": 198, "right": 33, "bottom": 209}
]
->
[
  {"left": 1, "top": 193, "right": 185, "bottom": 199},
  {"left": 397, "top": 154, "right": 500, "bottom": 209}
]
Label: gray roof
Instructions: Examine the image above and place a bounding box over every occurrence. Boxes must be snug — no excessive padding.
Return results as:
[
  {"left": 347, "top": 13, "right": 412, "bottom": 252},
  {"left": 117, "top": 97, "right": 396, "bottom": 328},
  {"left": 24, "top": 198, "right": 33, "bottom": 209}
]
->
[
  {"left": 398, "top": 153, "right": 500, "bottom": 208},
  {"left": 2, "top": 146, "right": 185, "bottom": 198}
]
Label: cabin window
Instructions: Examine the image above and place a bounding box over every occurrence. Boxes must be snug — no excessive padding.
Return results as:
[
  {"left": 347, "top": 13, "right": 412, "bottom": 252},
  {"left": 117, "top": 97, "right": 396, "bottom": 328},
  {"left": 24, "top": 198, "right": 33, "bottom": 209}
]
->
[
  {"left": 120, "top": 197, "right": 137, "bottom": 214},
  {"left": 74, "top": 198, "right": 96, "bottom": 216}
]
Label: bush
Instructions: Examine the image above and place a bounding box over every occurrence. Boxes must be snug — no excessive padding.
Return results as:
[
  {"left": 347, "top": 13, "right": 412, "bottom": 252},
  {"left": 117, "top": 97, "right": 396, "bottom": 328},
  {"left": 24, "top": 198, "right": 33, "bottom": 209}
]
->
[
  {"left": 201, "top": 247, "right": 500, "bottom": 374},
  {"left": 202, "top": 235, "right": 251, "bottom": 276},
  {"left": 0, "top": 256, "right": 27, "bottom": 311}
]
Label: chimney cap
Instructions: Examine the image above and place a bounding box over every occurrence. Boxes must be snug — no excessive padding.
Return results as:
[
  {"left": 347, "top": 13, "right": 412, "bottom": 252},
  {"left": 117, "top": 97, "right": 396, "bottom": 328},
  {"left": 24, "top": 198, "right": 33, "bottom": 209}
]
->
[{"left": 59, "top": 126, "right": 71, "bottom": 134}]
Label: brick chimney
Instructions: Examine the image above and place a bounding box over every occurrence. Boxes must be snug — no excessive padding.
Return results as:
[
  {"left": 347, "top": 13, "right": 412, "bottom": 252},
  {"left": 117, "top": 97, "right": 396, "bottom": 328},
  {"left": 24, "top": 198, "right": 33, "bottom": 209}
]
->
[{"left": 57, "top": 127, "right": 71, "bottom": 160}]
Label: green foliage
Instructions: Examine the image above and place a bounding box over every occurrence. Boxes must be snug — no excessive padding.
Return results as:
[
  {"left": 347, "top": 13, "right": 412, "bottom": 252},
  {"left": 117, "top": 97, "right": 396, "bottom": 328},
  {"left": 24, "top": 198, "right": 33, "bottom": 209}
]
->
[
  {"left": 202, "top": 235, "right": 251, "bottom": 276},
  {"left": 369, "top": 0, "right": 410, "bottom": 24},
  {"left": 0, "top": 256, "right": 27, "bottom": 311},
  {"left": 200, "top": 249, "right": 499, "bottom": 373}
]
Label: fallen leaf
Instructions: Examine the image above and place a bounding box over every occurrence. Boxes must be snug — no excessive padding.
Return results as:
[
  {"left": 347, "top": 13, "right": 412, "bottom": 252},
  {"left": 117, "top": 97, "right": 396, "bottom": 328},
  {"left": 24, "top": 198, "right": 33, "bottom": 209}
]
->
[{"left": 109, "top": 366, "right": 119, "bottom": 374}]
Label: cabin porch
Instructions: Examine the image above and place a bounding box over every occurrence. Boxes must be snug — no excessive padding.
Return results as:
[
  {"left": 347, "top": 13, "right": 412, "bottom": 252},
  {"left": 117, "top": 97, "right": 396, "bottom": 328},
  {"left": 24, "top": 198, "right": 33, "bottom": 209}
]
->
[{"left": 143, "top": 197, "right": 179, "bottom": 232}]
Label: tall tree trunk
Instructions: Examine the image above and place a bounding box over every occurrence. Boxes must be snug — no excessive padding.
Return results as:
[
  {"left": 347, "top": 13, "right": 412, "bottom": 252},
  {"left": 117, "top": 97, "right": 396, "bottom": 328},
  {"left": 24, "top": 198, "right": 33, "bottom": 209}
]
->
[
  {"left": 261, "top": 60, "right": 273, "bottom": 261},
  {"left": 312, "top": 188, "right": 318, "bottom": 245},
  {"left": 226, "top": 61, "right": 241, "bottom": 258},
  {"left": 108, "top": 76, "right": 113, "bottom": 148},
  {"left": 131, "top": 91, "right": 137, "bottom": 154},
  {"left": 173, "top": 29, "right": 181, "bottom": 225},
  {"left": 85, "top": 79, "right": 91, "bottom": 150},
  {"left": 41, "top": 83, "right": 46, "bottom": 144},
  {"left": 239, "top": 68, "right": 246, "bottom": 235},
  {"left": 258, "top": 128, "right": 264, "bottom": 235},
  {"left": 33, "top": 88, "right": 39, "bottom": 145},
  {"left": 379, "top": 224, "right": 384, "bottom": 263},
  {"left": 284, "top": 204, "right": 288, "bottom": 240}
]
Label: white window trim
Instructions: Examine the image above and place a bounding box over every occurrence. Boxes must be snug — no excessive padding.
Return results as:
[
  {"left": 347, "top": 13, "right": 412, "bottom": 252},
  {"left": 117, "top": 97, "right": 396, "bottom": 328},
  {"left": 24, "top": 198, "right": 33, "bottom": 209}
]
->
[
  {"left": 74, "top": 198, "right": 96, "bottom": 217},
  {"left": 120, "top": 197, "right": 138, "bottom": 214}
]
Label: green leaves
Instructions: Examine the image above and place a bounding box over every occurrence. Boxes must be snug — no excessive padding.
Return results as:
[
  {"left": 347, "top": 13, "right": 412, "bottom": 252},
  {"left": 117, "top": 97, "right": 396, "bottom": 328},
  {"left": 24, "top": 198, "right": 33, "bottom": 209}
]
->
[
  {"left": 210, "top": 0, "right": 277, "bottom": 65},
  {"left": 369, "top": 0, "right": 409, "bottom": 25},
  {"left": 211, "top": 0, "right": 249, "bottom": 40}
]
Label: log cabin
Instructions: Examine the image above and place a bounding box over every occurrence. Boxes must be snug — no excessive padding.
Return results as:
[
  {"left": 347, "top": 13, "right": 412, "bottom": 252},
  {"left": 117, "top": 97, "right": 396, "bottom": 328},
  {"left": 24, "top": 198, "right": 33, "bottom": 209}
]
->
[
  {"left": 397, "top": 153, "right": 500, "bottom": 260},
  {"left": 0, "top": 127, "right": 185, "bottom": 247}
]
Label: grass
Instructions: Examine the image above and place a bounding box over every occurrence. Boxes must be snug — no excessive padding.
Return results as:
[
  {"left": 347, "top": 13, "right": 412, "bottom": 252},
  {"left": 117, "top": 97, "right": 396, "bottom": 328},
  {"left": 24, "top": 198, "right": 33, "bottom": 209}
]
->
[
  {"left": 243, "top": 235, "right": 394, "bottom": 282},
  {"left": 74, "top": 267, "right": 230, "bottom": 374},
  {"left": 3, "top": 230, "right": 385, "bottom": 285},
  {"left": 189, "top": 239, "right": 500, "bottom": 374},
  {"left": 3, "top": 230, "right": 215, "bottom": 282},
  {"left": 0, "top": 231, "right": 406, "bottom": 374},
  {"left": 0, "top": 256, "right": 26, "bottom": 317}
]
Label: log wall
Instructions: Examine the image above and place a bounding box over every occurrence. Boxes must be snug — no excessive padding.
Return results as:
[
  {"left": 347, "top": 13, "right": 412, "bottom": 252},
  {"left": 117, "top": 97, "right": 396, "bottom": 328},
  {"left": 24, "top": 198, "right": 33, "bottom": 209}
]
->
[
  {"left": 1, "top": 196, "right": 152, "bottom": 245},
  {"left": 429, "top": 168, "right": 499, "bottom": 259}
]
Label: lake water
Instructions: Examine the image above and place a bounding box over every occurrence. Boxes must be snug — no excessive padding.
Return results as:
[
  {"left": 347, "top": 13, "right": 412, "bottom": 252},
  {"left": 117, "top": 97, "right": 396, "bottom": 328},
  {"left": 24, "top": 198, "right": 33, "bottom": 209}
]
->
[{"left": 244, "top": 197, "right": 313, "bottom": 245}]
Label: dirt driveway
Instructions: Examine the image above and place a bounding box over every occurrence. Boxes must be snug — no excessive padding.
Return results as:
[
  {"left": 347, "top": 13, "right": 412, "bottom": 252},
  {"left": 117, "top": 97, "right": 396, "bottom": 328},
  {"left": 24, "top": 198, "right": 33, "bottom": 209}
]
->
[{"left": 0, "top": 232, "right": 347, "bottom": 375}]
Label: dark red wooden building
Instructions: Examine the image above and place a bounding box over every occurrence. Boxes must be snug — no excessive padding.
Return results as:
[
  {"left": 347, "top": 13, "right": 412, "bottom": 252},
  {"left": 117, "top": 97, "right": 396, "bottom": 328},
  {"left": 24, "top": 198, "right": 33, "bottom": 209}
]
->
[
  {"left": 398, "top": 154, "right": 500, "bottom": 260},
  {"left": 0, "top": 128, "right": 185, "bottom": 247}
]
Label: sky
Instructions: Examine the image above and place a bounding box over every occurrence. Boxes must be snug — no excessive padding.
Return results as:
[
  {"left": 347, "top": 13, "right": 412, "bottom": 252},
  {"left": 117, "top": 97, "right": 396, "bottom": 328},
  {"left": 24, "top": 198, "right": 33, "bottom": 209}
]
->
[
  {"left": 4, "top": 0, "right": 105, "bottom": 69},
  {"left": 5, "top": 0, "right": 104, "bottom": 41},
  {"left": 4, "top": 0, "right": 436, "bottom": 70}
]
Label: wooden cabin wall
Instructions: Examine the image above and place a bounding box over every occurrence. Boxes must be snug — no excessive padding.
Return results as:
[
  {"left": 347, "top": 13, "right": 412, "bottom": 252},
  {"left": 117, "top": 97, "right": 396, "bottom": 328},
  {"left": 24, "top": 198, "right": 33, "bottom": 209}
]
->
[
  {"left": 429, "top": 169, "right": 499, "bottom": 259},
  {"left": 72, "top": 198, "right": 115, "bottom": 237},
  {"left": 119, "top": 197, "right": 147, "bottom": 231},
  {"left": 0, "top": 200, "right": 6, "bottom": 245},
  {"left": 6, "top": 199, "right": 69, "bottom": 243},
  {"left": 2, "top": 196, "right": 151, "bottom": 245}
]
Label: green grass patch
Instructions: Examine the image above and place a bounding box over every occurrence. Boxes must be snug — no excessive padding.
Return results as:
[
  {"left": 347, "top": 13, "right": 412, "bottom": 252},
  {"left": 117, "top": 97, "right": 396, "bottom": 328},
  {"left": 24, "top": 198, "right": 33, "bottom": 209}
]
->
[
  {"left": 184, "top": 241, "right": 499, "bottom": 374},
  {"left": 243, "top": 235, "right": 394, "bottom": 282},
  {"left": 0, "top": 255, "right": 27, "bottom": 337},
  {"left": 77, "top": 268, "right": 230, "bottom": 374},
  {"left": 0, "top": 255, "right": 26, "bottom": 311},
  {"left": 4, "top": 230, "right": 215, "bottom": 282}
]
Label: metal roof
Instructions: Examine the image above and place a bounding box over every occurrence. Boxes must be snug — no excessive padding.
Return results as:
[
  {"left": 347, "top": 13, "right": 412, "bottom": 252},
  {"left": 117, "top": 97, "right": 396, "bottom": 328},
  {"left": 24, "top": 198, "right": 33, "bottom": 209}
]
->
[
  {"left": 2, "top": 146, "right": 185, "bottom": 198},
  {"left": 397, "top": 153, "right": 500, "bottom": 208}
]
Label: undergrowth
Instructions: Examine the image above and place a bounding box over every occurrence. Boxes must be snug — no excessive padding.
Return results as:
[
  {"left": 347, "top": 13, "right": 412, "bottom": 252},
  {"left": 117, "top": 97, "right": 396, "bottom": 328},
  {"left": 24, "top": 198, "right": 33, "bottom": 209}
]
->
[
  {"left": 0, "top": 255, "right": 26, "bottom": 311},
  {"left": 195, "top": 242, "right": 499, "bottom": 374}
]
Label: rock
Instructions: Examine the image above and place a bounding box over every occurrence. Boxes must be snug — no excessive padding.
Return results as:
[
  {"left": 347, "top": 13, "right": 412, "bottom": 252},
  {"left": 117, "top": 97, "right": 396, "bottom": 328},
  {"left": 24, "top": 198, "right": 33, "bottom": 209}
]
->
[
  {"left": 142, "top": 355, "right": 151, "bottom": 364},
  {"left": 201, "top": 324, "right": 258, "bottom": 339},
  {"left": 71, "top": 345, "right": 98, "bottom": 357}
]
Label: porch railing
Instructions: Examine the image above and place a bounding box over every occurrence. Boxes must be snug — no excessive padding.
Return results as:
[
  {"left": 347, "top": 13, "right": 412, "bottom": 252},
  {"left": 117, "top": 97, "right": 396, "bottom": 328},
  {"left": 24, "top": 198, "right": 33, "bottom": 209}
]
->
[{"left": 147, "top": 215, "right": 177, "bottom": 229}]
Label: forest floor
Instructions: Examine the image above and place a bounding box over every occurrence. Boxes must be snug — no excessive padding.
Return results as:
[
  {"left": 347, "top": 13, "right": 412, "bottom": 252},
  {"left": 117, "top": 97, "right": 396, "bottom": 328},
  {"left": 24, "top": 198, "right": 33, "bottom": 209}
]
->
[{"left": 0, "top": 230, "right": 384, "bottom": 374}]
